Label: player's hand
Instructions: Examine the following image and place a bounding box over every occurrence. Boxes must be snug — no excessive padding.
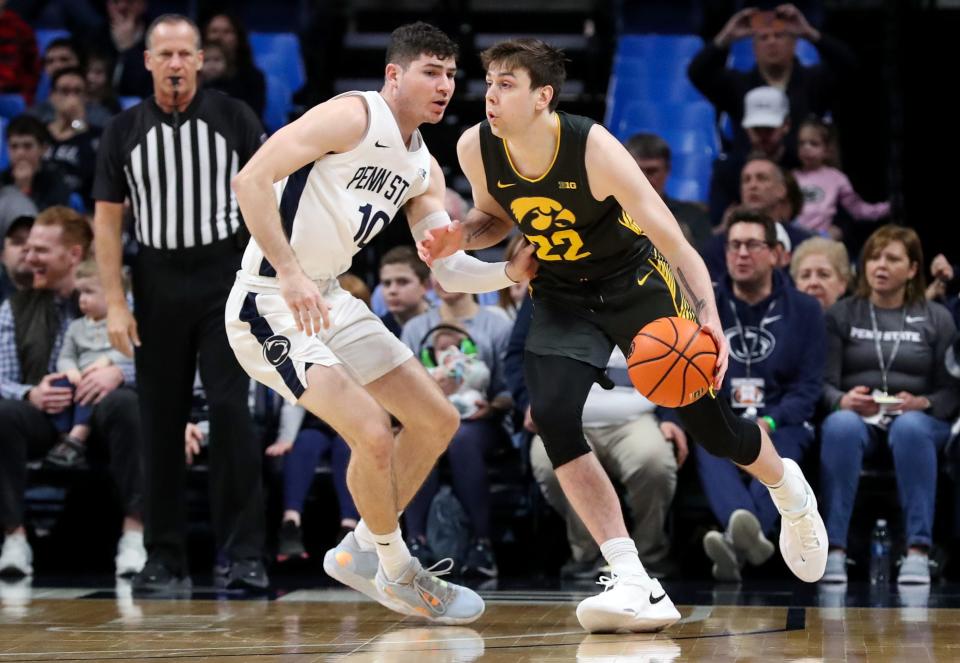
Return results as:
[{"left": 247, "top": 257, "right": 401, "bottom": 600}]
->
[
  {"left": 28, "top": 373, "right": 73, "bottom": 414},
  {"left": 418, "top": 220, "right": 464, "bottom": 266},
  {"left": 280, "top": 269, "right": 331, "bottom": 336},
  {"left": 715, "top": 7, "right": 757, "bottom": 47},
  {"left": 107, "top": 300, "right": 140, "bottom": 357},
  {"left": 840, "top": 385, "right": 879, "bottom": 416},
  {"left": 505, "top": 242, "right": 539, "bottom": 283},
  {"left": 699, "top": 318, "right": 728, "bottom": 390},
  {"left": 659, "top": 421, "right": 688, "bottom": 467}
]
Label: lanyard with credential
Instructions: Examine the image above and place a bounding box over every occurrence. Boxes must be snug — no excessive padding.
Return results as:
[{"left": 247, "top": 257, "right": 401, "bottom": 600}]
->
[
  {"left": 729, "top": 299, "right": 777, "bottom": 378},
  {"left": 869, "top": 302, "right": 907, "bottom": 396}
]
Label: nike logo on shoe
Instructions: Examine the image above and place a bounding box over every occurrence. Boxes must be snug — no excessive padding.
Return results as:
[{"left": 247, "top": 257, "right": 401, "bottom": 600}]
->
[
  {"left": 375, "top": 140, "right": 389, "bottom": 148},
  {"left": 649, "top": 592, "right": 667, "bottom": 604}
]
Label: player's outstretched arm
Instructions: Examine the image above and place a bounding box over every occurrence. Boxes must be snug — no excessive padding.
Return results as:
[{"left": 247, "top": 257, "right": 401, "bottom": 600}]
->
[
  {"left": 406, "top": 157, "right": 536, "bottom": 293},
  {"left": 584, "top": 124, "right": 728, "bottom": 388},
  {"left": 232, "top": 95, "right": 367, "bottom": 334}
]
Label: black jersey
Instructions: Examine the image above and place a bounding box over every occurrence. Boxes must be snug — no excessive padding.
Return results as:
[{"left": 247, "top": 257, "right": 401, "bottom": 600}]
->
[{"left": 479, "top": 112, "right": 653, "bottom": 288}]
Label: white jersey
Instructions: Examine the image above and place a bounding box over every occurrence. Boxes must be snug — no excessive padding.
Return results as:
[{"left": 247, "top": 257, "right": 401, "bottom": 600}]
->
[{"left": 238, "top": 91, "right": 431, "bottom": 290}]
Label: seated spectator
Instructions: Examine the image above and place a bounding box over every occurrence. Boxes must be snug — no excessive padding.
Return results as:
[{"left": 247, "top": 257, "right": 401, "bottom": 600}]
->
[
  {"left": 1, "top": 116, "right": 72, "bottom": 211},
  {"left": 0, "top": 215, "right": 33, "bottom": 302},
  {"left": 688, "top": 4, "right": 855, "bottom": 157},
  {"left": 0, "top": 2, "right": 39, "bottom": 103},
  {"left": 625, "top": 132, "right": 712, "bottom": 252},
  {"left": 266, "top": 403, "right": 357, "bottom": 562},
  {"left": 201, "top": 13, "right": 266, "bottom": 120},
  {"left": 696, "top": 208, "right": 824, "bottom": 581},
  {"left": 400, "top": 279, "right": 513, "bottom": 577},
  {"left": 100, "top": 0, "right": 152, "bottom": 98},
  {"left": 495, "top": 233, "right": 530, "bottom": 320},
  {"left": 30, "top": 38, "right": 113, "bottom": 129},
  {"left": 378, "top": 245, "right": 431, "bottom": 337},
  {"left": 0, "top": 187, "right": 37, "bottom": 242},
  {"left": 819, "top": 224, "right": 960, "bottom": 585},
  {"left": 44, "top": 67, "right": 102, "bottom": 210},
  {"left": 924, "top": 254, "right": 960, "bottom": 330},
  {"left": 793, "top": 117, "right": 889, "bottom": 238},
  {"left": 790, "top": 236, "right": 851, "bottom": 310},
  {"left": 44, "top": 258, "right": 132, "bottom": 468},
  {"left": 84, "top": 50, "right": 121, "bottom": 116},
  {"left": 0, "top": 206, "right": 144, "bottom": 578},
  {"left": 710, "top": 87, "right": 800, "bottom": 227},
  {"left": 200, "top": 40, "right": 229, "bottom": 87}
]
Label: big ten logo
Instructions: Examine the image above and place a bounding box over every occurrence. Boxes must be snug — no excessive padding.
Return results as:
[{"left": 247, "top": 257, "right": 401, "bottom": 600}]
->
[{"left": 509, "top": 196, "right": 591, "bottom": 262}]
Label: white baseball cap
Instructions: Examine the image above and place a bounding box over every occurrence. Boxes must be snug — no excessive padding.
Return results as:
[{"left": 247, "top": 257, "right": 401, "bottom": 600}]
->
[
  {"left": 742, "top": 86, "right": 790, "bottom": 128},
  {"left": 775, "top": 221, "right": 792, "bottom": 252}
]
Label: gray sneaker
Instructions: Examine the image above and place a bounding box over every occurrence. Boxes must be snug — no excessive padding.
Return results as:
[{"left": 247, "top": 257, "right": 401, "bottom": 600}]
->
[
  {"left": 821, "top": 550, "right": 848, "bottom": 583},
  {"left": 323, "top": 532, "right": 401, "bottom": 609},
  {"left": 897, "top": 553, "right": 930, "bottom": 585},
  {"left": 728, "top": 509, "right": 775, "bottom": 566},
  {"left": 375, "top": 558, "right": 485, "bottom": 624},
  {"left": 703, "top": 530, "right": 742, "bottom": 582}
]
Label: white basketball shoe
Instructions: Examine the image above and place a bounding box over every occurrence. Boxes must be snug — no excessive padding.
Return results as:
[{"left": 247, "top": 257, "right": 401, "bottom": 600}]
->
[
  {"left": 776, "top": 458, "right": 828, "bottom": 582},
  {"left": 576, "top": 573, "right": 681, "bottom": 633}
]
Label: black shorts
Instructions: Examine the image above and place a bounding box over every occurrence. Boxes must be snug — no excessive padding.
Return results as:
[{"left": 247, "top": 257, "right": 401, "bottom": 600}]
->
[{"left": 526, "top": 247, "right": 699, "bottom": 368}]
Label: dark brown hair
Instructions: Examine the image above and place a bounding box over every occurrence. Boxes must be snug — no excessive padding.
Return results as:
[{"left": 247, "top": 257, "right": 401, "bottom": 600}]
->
[
  {"left": 624, "top": 132, "right": 671, "bottom": 168},
  {"left": 386, "top": 22, "right": 459, "bottom": 69},
  {"left": 380, "top": 245, "right": 430, "bottom": 283},
  {"left": 726, "top": 206, "right": 777, "bottom": 246},
  {"left": 855, "top": 224, "right": 926, "bottom": 305},
  {"left": 798, "top": 115, "right": 841, "bottom": 168},
  {"left": 481, "top": 38, "right": 567, "bottom": 112}
]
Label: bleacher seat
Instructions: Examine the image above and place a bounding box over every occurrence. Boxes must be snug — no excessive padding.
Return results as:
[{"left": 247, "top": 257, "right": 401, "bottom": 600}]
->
[
  {"left": 35, "top": 28, "right": 71, "bottom": 56},
  {"left": 666, "top": 177, "right": 704, "bottom": 202},
  {"left": 605, "top": 74, "right": 704, "bottom": 130},
  {"left": 0, "top": 94, "right": 26, "bottom": 120},
  {"left": 263, "top": 75, "right": 292, "bottom": 133},
  {"left": 616, "top": 34, "right": 703, "bottom": 61},
  {"left": 728, "top": 38, "right": 820, "bottom": 71},
  {"left": 615, "top": 100, "right": 714, "bottom": 136},
  {"left": 612, "top": 55, "right": 693, "bottom": 85},
  {"left": 249, "top": 32, "right": 305, "bottom": 94},
  {"left": 0, "top": 117, "right": 8, "bottom": 171}
]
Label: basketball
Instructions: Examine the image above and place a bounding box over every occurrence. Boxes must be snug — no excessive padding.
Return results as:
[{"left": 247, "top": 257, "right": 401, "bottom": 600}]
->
[{"left": 627, "top": 316, "right": 717, "bottom": 408}]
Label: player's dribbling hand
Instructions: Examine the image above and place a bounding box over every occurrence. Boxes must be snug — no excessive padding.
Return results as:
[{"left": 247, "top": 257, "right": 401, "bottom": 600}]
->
[
  {"left": 700, "top": 320, "right": 729, "bottom": 390},
  {"left": 281, "top": 269, "right": 331, "bottom": 336},
  {"left": 505, "top": 242, "right": 539, "bottom": 283},
  {"left": 107, "top": 301, "right": 140, "bottom": 357},
  {"left": 417, "top": 220, "right": 464, "bottom": 266}
]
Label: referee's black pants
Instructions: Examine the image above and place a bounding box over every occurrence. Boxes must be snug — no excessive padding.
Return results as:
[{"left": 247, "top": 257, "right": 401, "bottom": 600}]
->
[
  {"left": 0, "top": 387, "right": 143, "bottom": 530},
  {"left": 133, "top": 238, "right": 264, "bottom": 574}
]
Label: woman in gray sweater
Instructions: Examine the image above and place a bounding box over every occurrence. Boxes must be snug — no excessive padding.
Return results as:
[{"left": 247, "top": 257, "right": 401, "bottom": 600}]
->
[{"left": 819, "top": 225, "right": 959, "bottom": 584}]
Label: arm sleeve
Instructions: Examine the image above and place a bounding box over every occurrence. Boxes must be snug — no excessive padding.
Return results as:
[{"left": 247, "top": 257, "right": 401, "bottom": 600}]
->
[
  {"left": 924, "top": 304, "right": 960, "bottom": 420},
  {"left": 821, "top": 304, "right": 847, "bottom": 410},
  {"left": 0, "top": 301, "right": 31, "bottom": 400},
  {"left": 277, "top": 402, "right": 307, "bottom": 442},
  {"left": 836, "top": 172, "right": 891, "bottom": 221},
  {"left": 55, "top": 322, "right": 81, "bottom": 373},
  {"left": 91, "top": 118, "right": 129, "bottom": 203},
  {"left": 764, "top": 300, "right": 827, "bottom": 426}
]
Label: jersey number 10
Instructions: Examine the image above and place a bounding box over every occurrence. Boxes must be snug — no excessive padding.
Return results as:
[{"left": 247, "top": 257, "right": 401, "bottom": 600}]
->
[{"left": 354, "top": 203, "right": 392, "bottom": 249}]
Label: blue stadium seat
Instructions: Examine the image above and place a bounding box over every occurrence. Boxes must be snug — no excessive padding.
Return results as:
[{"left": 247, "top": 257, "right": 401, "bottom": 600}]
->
[
  {"left": 613, "top": 56, "right": 693, "bottom": 85},
  {"left": 249, "top": 32, "right": 305, "bottom": 94},
  {"left": 666, "top": 177, "right": 705, "bottom": 202},
  {"left": 670, "top": 151, "right": 714, "bottom": 182},
  {"left": 728, "top": 38, "right": 820, "bottom": 71},
  {"left": 0, "top": 94, "right": 26, "bottom": 120},
  {"left": 616, "top": 100, "right": 714, "bottom": 136},
  {"left": 35, "top": 29, "right": 71, "bottom": 56},
  {"left": 263, "top": 75, "right": 292, "bottom": 133},
  {"left": 0, "top": 117, "right": 7, "bottom": 171},
  {"left": 118, "top": 96, "right": 142, "bottom": 111},
  {"left": 605, "top": 74, "right": 705, "bottom": 129},
  {"left": 617, "top": 34, "right": 703, "bottom": 61}
]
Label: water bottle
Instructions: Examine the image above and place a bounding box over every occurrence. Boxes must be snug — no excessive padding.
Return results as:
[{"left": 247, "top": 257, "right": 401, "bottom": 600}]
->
[{"left": 869, "top": 519, "right": 891, "bottom": 585}]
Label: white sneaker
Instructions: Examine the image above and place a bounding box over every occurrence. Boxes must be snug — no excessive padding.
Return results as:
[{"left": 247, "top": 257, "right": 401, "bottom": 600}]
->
[
  {"left": 115, "top": 530, "right": 147, "bottom": 577},
  {"left": 575, "top": 573, "right": 681, "bottom": 633},
  {"left": 0, "top": 577, "right": 31, "bottom": 618},
  {"left": 0, "top": 533, "right": 33, "bottom": 577},
  {"left": 775, "top": 459, "right": 828, "bottom": 582},
  {"left": 728, "top": 509, "right": 775, "bottom": 566}
]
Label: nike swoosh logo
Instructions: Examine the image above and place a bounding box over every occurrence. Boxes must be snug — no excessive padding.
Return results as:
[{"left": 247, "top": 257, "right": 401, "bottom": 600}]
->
[
  {"left": 497, "top": 180, "right": 516, "bottom": 189},
  {"left": 761, "top": 315, "right": 783, "bottom": 326},
  {"left": 906, "top": 316, "right": 926, "bottom": 324},
  {"left": 649, "top": 592, "right": 667, "bottom": 604},
  {"left": 375, "top": 140, "right": 389, "bottom": 148},
  {"left": 637, "top": 269, "right": 655, "bottom": 287}
]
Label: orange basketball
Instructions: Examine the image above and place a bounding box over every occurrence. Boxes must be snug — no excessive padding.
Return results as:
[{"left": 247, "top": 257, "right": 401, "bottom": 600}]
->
[{"left": 627, "top": 316, "right": 717, "bottom": 408}]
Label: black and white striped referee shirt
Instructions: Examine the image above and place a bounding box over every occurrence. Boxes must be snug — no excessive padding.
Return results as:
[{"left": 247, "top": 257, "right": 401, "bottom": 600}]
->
[{"left": 93, "top": 89, "right": 265, "bottom": 250}]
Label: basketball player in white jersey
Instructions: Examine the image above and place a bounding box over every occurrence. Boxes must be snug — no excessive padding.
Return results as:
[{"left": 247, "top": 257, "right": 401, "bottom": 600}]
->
[{"left": 225, "top": 23, "right": 535, "bottom": 623}]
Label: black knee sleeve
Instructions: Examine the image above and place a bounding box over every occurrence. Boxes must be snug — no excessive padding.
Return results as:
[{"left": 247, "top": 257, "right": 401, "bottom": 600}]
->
[
  {"left": 677, "top": 395, "right": 761, "bottom": 466},
  {"left": 524, "top": 353, "right": 599, "bottom": 469}
]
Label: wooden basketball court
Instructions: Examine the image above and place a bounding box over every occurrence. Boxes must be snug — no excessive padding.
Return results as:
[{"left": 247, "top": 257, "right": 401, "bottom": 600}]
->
[{"left": 2, "top": 579, "right": 958, "bottom": 661}]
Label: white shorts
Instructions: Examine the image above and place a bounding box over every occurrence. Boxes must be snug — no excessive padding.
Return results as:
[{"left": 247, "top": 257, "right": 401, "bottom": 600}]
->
[{"left": 225, "top": 280, "right": 413, "bottom": 404}]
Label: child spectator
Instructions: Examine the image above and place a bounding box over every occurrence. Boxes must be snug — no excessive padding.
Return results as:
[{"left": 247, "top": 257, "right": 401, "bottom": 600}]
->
[{"left": 793, "top": 117, "right": 889, "bottom": 237}]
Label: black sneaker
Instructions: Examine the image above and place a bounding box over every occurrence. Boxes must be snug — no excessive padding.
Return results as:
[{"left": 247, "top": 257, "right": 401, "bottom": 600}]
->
[
  {"left": 132, "top": 559, "right": 191, "bottom": 592},
  {"left": 407, "top": 538, "right": 436, "bottom": 567},
  {"left": 276, "top": 520, "right": 308, "bottom": 562},
  {"left": 44, "top": 436, "right": 87, "bottom": 469},
  {"left": 461, "top": 539, "right": 498, "bottom": 578},
  {"left": 226, "top": 558, "right": 269, "bottom": 591}
]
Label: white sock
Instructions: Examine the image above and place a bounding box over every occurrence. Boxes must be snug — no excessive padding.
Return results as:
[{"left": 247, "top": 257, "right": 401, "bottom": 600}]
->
[
  {"left": 372, "top": 526, "right": 412, "bottom": 581},
  {"left": 764, "top": 461, "right": 808, "bottom": 513},
  {"left": 600, "top": 537, "right": 647, "bottom": 578},
  {"left": 353, "top": 519, "right": 376, "bottom": 551}
]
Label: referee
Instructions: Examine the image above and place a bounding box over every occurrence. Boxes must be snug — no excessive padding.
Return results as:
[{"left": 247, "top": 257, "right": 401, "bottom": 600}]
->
[{"left": 92, "top": 14, "right": 267, "bottom": 591}]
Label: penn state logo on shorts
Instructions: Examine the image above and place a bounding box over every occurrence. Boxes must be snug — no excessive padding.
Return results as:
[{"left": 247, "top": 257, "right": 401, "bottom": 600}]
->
[{"left": 263, "top": 335, "right": 292, "bottom": 367}]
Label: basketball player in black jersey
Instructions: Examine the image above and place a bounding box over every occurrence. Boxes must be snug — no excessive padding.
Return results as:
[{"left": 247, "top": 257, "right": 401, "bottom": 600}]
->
[{"left": 420, "top": 39, "right": 828, "bottom": 633}]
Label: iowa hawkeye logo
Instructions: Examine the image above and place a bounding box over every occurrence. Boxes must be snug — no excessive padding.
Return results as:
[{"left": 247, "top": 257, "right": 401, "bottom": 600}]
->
[{"left": 509, "top": 196, "right": 591, "bottom": 261}]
